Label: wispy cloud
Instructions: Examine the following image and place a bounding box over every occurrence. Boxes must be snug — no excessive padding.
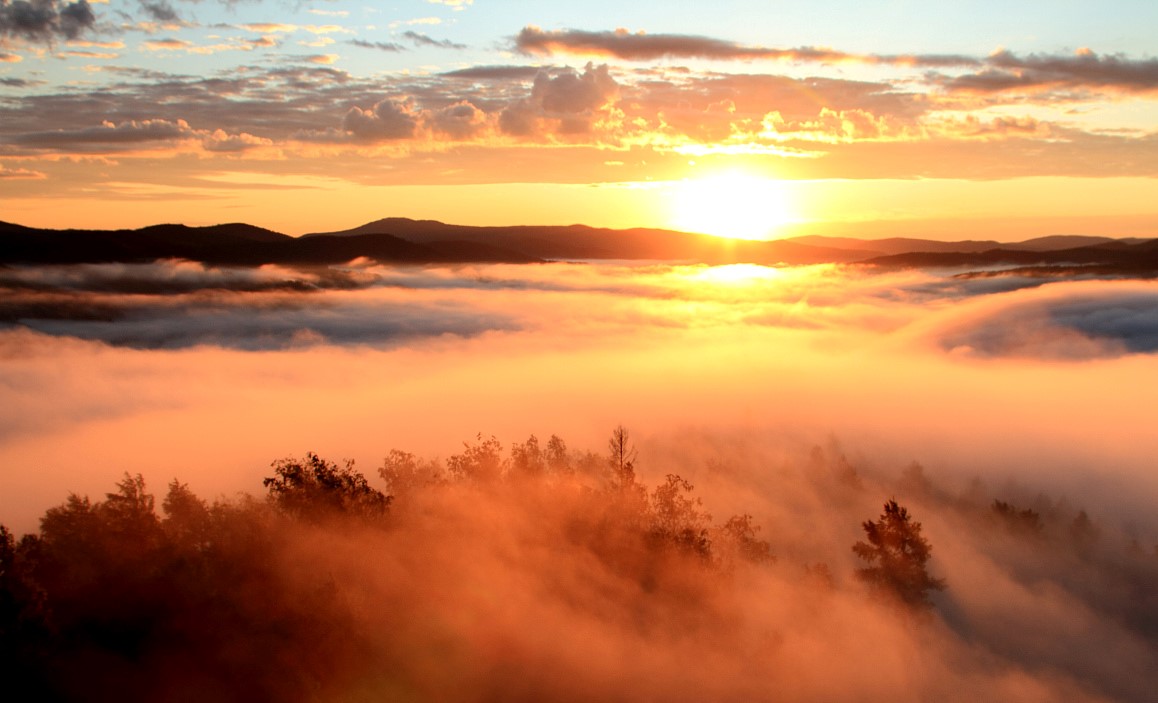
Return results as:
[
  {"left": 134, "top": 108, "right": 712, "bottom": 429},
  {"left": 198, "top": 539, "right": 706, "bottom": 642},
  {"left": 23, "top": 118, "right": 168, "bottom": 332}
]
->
[
  {"left": 514, "top": 26, "right": 979, "bottom": 68},
  {"left": 304, "top": 54, "right": 340, "bottom": 65},
  {"left": 402, "top": 30, "right": 466, "bottom": 50},
  {"left": 349, "top": 39, "right": 405, "bottom": 53},
  {"left": 0, "top": 163, "right": 46, "bottom": 179},
  {"left": 940, "top": 48, "right": 1158, "bottom": 94}
]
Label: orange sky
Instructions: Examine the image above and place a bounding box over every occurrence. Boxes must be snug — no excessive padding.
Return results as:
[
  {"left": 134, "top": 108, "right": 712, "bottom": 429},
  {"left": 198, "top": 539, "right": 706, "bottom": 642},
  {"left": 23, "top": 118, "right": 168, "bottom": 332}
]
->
[{"left": 2, "top": 2, "right": 1158, "bottom": 239}]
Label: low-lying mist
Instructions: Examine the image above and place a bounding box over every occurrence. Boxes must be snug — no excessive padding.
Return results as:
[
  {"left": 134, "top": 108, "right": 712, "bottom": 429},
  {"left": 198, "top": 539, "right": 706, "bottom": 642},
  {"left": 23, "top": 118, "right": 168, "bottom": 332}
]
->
[{"left": 2, "top": 259, "right": 1156, "bottom": 699}]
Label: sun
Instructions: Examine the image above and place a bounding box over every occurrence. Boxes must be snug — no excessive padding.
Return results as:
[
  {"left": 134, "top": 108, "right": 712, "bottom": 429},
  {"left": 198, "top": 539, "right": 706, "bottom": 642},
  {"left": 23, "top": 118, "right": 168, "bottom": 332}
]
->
[{"left": 668, "top": 171, "right": 795, "bottom": 240}]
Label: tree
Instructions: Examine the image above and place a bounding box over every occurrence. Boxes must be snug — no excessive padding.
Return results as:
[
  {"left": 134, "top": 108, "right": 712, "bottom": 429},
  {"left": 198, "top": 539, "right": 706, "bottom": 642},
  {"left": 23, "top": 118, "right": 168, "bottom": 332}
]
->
[
  {"left": 545, "top": 434, "right": 569, "bottom": 474},
  {"left": 162, "top": 479, "right": 211, "bottom": 549},
  {"left": 852, "top": 499, "right": 945, "bottom": 609},
  {"left": 379, "top": 449, "right": 443, "bottom": 500},
  {"left": 510, "top": 435, "right": 545, "bottom": 478},
  {"left": 991, "top": 500, "right": 1043, "bottom": 536},
  {"left": 649, "top": 474, "right": 712, "bottom": 560},
  {"left": 720, "top": 514, "right": 774, "bottom": 565},
  {"left": 607, "top": 425, "right": 638, "bottom": 491},
  {"left": 264, "top": 453, "right": 390, "bottom": 520},
  {"left": 445, "top": 434, "right": 505, "bottom": 483}
]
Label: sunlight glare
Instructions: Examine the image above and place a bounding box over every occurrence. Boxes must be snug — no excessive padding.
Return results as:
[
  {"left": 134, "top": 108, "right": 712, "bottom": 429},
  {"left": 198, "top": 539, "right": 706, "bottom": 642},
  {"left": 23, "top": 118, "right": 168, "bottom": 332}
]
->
[
  {"left": 691, "top": 263, "right": 783, "bottom": 285},
  {"left": 669, "top": 172, "right": 795, "bottom": 240}
]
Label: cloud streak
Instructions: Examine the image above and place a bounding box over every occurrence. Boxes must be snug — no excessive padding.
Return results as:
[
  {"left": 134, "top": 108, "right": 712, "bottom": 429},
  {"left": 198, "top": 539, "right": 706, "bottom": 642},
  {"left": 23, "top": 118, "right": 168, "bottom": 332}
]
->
[
  {"left": 941, "top": 48, "right": 1158, "bottom": 94},
  {"left": 515, "top": 27, "right": 1158, "bottom": 96},
  {"left": 514, "top": 26, "right": 980, "bottom": 67}
]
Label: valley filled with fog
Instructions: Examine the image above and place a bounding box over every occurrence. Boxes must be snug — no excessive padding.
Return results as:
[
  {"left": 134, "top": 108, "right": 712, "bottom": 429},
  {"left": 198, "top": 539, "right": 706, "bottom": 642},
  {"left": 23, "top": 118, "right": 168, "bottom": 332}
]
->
[{"left": 2, "top": 259, "right": 1157, "bottom": 700}]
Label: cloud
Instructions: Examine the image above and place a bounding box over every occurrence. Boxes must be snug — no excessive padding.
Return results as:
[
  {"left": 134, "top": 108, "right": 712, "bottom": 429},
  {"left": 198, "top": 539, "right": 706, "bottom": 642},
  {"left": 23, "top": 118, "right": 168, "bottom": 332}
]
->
[
  {"left": 930, "top": 281, "right": 1158, "bottom": 359},
  {"left": 514, "top": 26, "right": 978, "bottom": 68},
  {"left": 201, "top": 128, "right": 272, "bottom": 152},
  {"left": 941, "top": 48, "right": 1158, "bottom": 95},
  {"left": 501, "top": 63, "right": 620, "bottom": 137},
  {"left": 514, "top": 27, "right": 1158, "bottom": 99},
  {"left": 341, "top": 98, "right": 420, "bottom": 141},
  {"left": 1, "top": 261, "right": 518, "bottom": 350},
  {"left": 304, "top": 53, "right": 339, "bottom": 65},
  {"left": 142, "top": 37, "right": 190, "bottom": 50},
  {"left": 5, "top": 118, "right": 273, "bottom": 155},
  {"left": 349, "top": 38, "right": 405, "bottom": 52},
  {"left": 11, "top": 118, "right": 192, "bottom": 148},
  {"left": 303, "top": 24, "right": 351, "bottom": 35},
  {"left": 440, "top": 65, "right": 542, "bottom": 81},
  {"left": 427, "top": 100, "right": 488, "bottom": 139},
  {"left": 0, "top": 163, "right": 46, "bottom": 178},
  {"left": 240, "top": 22, "right": 296, "bottom": 34},
  {"left": 139, "top": 0, "right": 177, "bottom": 23},
  {"left": 0, "top": 0, "right": 95, "bottom": 44},
  {"left": 1, "top": 51, "right": 23, "bottom": 62},
  {"left": 58, "top": 48, "right": 116, "bottom": 57},
  {"left": 402, "top": 30, "right": 465, "bottom": 50},
  {"left": 244, "top": 35, "right": 277, "bottom": 49}
]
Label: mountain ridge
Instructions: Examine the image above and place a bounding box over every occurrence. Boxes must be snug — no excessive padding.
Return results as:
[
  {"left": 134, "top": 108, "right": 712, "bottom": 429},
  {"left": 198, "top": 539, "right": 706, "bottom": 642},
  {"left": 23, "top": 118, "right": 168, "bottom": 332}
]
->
[{"left": 1, "top": 218, "right": 1154, "bottom": 270}]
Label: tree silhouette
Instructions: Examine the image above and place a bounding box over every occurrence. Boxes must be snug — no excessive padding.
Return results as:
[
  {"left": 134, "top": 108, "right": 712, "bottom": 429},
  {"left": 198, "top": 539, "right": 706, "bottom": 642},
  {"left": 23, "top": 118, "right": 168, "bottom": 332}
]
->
[
  {"left": 720, "top": 514, "right": 774, "bottom": 565},
  {"left": 853, "top": 499, "right": 945, "bottom": 608},
  {"left": 649, "top": 474, "right": 712, "bottom": 560},
  {"left": 607, "top": 424, "right": 638, "bottom": 491},
  {"left": 264, "top": 453, "right": 390, "bottom": 520},
  {"left": 991, "top": 500, "right": 1043, "bottom": 536},
  {"left": 446, "top": 434, "right": 505, "bottom": 483}
]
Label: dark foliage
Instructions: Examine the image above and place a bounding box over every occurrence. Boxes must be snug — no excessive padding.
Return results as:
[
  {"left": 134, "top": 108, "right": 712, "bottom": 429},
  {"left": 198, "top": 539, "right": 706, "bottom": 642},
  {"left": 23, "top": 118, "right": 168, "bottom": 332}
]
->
[
  {"left": 991, "top": 499, "right": 1044, "bottom": 536},
  {"left": 264, "top": 453, "right": 391, "bottom": 521},
  {"left": 853, "top": 499, "right": 946, "bottom": 609},
  {"left": 0, "top": 430, "right": 782, "bottom": 700}
]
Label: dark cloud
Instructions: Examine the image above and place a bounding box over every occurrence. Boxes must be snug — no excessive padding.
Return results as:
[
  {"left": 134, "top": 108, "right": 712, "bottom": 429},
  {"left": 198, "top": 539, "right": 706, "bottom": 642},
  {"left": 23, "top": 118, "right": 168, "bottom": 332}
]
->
[
  {"left": 942, "top": 48, "right": 1158, "bottom": 94},
  {"left": 402, "top": 30, "right": 465, "bottom": 50},
  {"left": 18, "top": 299, "right": 514, "bottom": 350},
  {"left": 140, "top": 0, "right": 179, "bottom": 23},
  {"left": 349, "top": 38, "right": 405, "bottom": 52},
  {"left": 0, "top": 261, "right": 518, "bottom": 350},
  {"left": 427, "top": 100, "right": 487, "bottom": 139},
  {"left": 514, "top": 26, "right": 978, "bottom": 68},
  {"left": 533, "top": 62, "right": 618, "bottom": 113},
  {"left": 440, "top": 65, "right": 543, "bottom": 81},
  {"left": 0, "top": 0, "right": 95, "bottom": 43},
  {"left": 516, "top": 27, "right": 1158, "bottom": 99},
  {"left": 341, "top": 98, "right": 419, "bottom": 141},
  {"left": 1, "top": 117, "right": 266, "bottom": 154},
  {"left": 10, "top": 118, "right": 192, "bottom": 149},
  {"left": 937, "top": 284, "right": 1158, "bottom": 359},
  {"left": 500, "top": 63, "right": 619, "bottom": 136}
]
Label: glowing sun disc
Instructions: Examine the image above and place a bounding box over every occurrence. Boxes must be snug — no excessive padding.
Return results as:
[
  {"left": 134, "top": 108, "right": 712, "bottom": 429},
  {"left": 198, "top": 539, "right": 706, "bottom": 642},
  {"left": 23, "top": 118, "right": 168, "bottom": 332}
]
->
[{"left": 669, "top": 172, "right": 794, "bottom": 241}]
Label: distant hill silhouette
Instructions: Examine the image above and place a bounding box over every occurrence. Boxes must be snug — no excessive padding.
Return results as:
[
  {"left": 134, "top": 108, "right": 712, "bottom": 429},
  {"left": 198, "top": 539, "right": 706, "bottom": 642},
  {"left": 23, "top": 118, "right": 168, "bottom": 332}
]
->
[
  {"left": 1, "top": 218, "right": 1154, "bottom": 271},
  {"left": 0, "top": 221, "right": 538, "bottom": 266},
  {"left": 303, "top": 218, "right": 868, "bottom": 264},
  {"left": 861, "top": 240, "right": 1158, "bottom": 272}
]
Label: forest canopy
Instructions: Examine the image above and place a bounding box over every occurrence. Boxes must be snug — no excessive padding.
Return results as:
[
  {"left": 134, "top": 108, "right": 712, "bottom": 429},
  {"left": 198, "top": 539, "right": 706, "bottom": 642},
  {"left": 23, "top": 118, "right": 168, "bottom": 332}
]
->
[{"left": 1, "top": 428, "right": 1155, "bottom": 702}]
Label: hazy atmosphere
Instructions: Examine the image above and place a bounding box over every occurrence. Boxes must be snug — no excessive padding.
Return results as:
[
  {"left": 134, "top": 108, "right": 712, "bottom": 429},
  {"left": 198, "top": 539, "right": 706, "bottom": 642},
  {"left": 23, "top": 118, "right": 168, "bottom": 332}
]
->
[
  {"left": 3, "top": 1, "right": 1158, "bottom": 701},
  {"left": 3, "top": 0, "right": 1158, "bottom": 237}
]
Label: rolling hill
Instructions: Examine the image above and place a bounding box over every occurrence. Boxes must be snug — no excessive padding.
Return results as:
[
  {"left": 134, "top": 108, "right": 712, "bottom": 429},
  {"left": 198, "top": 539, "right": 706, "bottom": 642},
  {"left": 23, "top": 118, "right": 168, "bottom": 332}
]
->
[{"left": 2, "top": 218, "right": 1154, "bottom": 272}]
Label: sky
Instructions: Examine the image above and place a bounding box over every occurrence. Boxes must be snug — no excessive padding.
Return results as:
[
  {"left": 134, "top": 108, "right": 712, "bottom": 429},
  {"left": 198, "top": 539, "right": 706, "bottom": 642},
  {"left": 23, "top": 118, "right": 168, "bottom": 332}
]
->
[{"left": 2, "top": 0, "right": 1158, "bottom": 238}]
